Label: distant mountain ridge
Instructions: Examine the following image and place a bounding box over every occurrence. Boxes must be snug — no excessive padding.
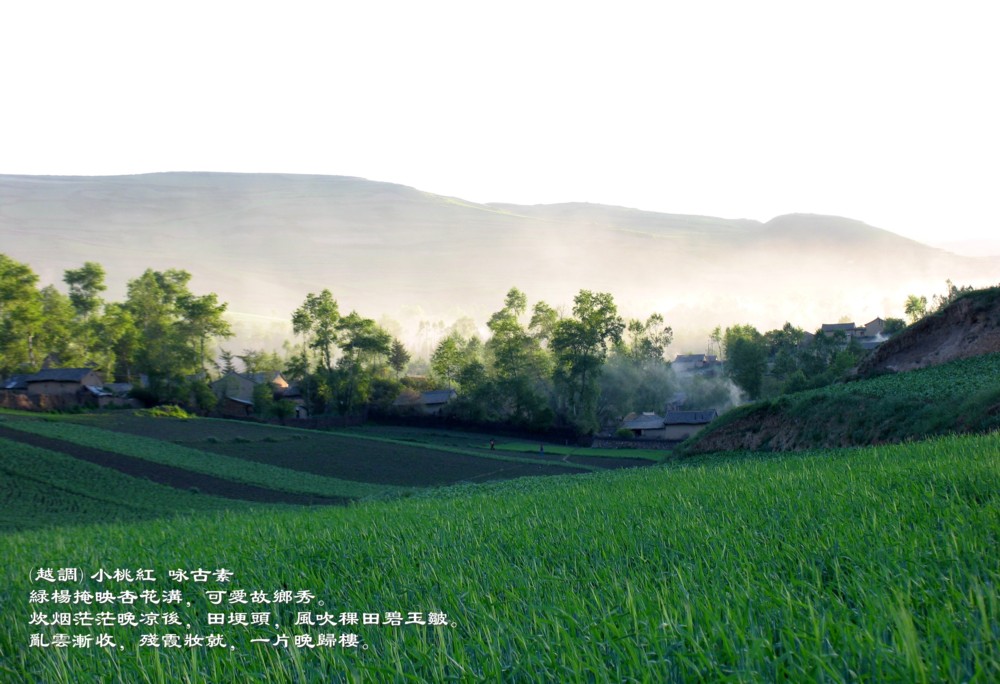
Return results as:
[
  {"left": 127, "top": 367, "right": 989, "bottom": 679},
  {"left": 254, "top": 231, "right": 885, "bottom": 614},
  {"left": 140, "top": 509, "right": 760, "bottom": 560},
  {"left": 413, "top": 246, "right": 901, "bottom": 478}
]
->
[{"left": 1, "top": 172, "right": 996, "bottom": 351}]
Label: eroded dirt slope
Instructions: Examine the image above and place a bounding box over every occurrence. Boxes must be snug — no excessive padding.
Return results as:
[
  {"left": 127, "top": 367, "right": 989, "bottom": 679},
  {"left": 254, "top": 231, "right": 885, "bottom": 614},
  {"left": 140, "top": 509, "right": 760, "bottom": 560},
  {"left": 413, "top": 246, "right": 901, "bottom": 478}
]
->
[{"left": 859, "top": 288, "right": 1000, "bottom": 375}]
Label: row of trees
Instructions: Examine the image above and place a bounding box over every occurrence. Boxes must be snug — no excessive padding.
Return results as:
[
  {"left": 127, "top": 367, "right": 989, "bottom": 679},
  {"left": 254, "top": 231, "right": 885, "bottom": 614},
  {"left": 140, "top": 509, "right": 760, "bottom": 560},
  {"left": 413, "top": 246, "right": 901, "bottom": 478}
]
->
[
  {"left": 5, "top": 252, "right": 943, "bottom": 432},
  {"left": 275, "top": 286, "right": 645, "bottom": 433},
  {"left": 1, "top": 254, "right": 231, "bottom": 403},
  {"left": 286, "top": 289, "right": 405, "bottom": 416},
  {"left": 421, "top": 287, "right": 684, "bottom": 433}
]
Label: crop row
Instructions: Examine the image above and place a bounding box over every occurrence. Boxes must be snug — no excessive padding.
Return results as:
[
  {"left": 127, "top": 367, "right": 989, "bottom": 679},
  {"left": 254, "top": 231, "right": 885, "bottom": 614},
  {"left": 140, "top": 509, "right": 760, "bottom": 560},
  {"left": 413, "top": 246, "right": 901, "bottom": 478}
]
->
[
  {"left": 1, "top": 420, "right": 406, "bottom": 501},
  {"left": 3, "top": 432, "right": 998, "bottom": 681},
  {"left": 0, "top": 439, "right": 257, "bottom": 532}
]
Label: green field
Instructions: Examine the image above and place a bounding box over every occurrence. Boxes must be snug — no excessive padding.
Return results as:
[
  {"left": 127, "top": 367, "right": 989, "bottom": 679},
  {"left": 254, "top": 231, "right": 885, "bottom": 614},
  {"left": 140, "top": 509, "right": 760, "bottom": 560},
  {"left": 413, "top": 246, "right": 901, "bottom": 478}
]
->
[
  {"left": 0, "top": 438, "right": 268, "bottom": 532},
  {"left": 0, "top": 411, "right": 629, "bottom": 532},
  {"left": 683, "top": 352, "right": 1000, "bottom": 453},
  {"left": 2, "top": 428, "right": 998, "bottom": 682}
]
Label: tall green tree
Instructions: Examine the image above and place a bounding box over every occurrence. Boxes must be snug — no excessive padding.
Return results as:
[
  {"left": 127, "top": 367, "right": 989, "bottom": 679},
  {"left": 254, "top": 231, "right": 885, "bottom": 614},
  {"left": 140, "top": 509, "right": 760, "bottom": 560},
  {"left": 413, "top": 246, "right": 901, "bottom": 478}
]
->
[
  {"left": 335, "top": 311, "right": 392, "bottom": 413},
  {"left": 292, "top": 290, "right": 340, "bottom": 372},
  {"left": 63, "top": 262, "right": 106, "bottom": 320},
  {"left": 124, "top": 269, "right": 231, "bottom": 385},
  {"left": 0, "top": 254, "right": 42, "bottom": 374},
  {"left": 35, "top": 285, "right": 81, "bottom": 367},
  {"left": 178, "top": 292, "right": 232, "bottom": 372},
  {"left": 94, "top": 303, "right": 140, "bottom": 382},
  {"left": 431, "top": 332, "right": 465, "bottom": 389},
  {"left": 904, "top": 294, "right": 927, "bottom": 323},
  {"left": 618, "top": 313, "right": 673, "bottom": 365},
  {"left": 389, "top": 338, "right": 410, "bottom": 378},
  {"left": 723, "top": 324, "right": 767, "bottom": 400},
  {"left": 485, "top": 288, "right": 553, "bottom": 426},
  {"left": 551, "top": 290, "right": 624, "bottom": 432}
]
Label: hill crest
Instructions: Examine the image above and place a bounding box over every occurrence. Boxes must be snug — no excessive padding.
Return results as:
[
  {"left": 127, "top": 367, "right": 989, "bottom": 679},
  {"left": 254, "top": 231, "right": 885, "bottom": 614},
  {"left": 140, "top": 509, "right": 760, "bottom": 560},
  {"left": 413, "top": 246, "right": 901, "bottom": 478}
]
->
[{"left": 1, "top": 172, "right": 996, "bottom": 352}]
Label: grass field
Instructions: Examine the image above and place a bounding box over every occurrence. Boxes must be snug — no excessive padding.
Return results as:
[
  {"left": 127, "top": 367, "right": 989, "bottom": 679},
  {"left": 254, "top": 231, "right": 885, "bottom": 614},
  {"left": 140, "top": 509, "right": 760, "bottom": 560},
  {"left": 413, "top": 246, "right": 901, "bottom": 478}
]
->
[
  {"left": 2, "top": 430, "right": 998, "bottom": 682},
  {"left": 683, "top": 352, "right": 1000, "bottom": 453}
]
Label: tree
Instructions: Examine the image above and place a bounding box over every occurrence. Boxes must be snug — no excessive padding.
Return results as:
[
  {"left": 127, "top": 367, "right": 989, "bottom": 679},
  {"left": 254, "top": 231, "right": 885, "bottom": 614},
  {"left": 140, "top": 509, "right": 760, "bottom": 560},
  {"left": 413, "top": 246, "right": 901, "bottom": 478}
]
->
[
  {"left": 94, "top": 302, "right": 140, "bottom": 382},
  {"left": 617, "top": 313, "right": 673, "bottom": 364},
  {"left": 708, "top": 326, "right": 723, "bottom": 359},
  {"left": 35, "top": 285, "right": 80, "bottom": 367},
  {"left": 904, "top": 294, "right": 927, "bottom": 323},
  {"left": 600, "top": 312, "right": 674, "bottom": 425},
  {"left": 252, "top": 381, "right": 275, "bottom": 417},
  {"left": 882, "top": 317, "right": 906, "bottom": 337},
  {"left": 63, "top": 262, "right": 106, "bottom": 320},
  {"left": 335, "top": 311, "right": 392, "bottom": 414},
  {"left": 217, "top": 349, "right": 237, "bottom": 375},
  {"left": 723, "top": 324, "right": 767, "bottom": 400},
  {"left": 238, "top": 349, "right": 266, "bottom": 375},
  {"left": 764, "top": 322, "right": 805, "bottom": 381},
  {"left": 431, "top": 333, "right": 465, "bottom": 388},
  {"left": 292, "top": 290, "right": 340, "bottom": 372},
  {"left": 931, "top": 279, "right": 974, "bottom": 313},
  {"left": 529, "top": 301, "right": 559, "bottom": 343},
  {"left": 550, "top": 290, "right": 624, "bottom": 432},
  {"left": 124, "top": 269, "right": 232, "bottom": 387},
  {"left": 485, "top": 288, "right": 553, "bottom": 426},
  {"left": 0, "top": 254, "right": 42, "bottom": 374},
  {"left": 272, "top": 399, "right": 296, "bottom": 424},
  {"left": 389, "top": 338, "right": 410, "bottom": 378},
  {"left": 177, "top": 292, "right": 232, "bottom": 372}
]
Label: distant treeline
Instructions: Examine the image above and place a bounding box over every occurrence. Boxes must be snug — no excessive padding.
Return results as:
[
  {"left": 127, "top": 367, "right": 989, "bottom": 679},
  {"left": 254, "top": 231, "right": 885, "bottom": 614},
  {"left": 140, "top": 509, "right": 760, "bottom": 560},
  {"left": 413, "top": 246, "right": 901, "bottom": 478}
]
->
[{"left": 0, "top": 254, "right": 936, "bottom": 433}]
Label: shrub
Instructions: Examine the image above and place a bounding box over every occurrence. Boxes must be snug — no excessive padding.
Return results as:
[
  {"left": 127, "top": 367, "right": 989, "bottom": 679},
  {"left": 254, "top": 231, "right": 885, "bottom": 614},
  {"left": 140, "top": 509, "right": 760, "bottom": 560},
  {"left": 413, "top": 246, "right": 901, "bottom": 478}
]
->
[{"left": 137, "top": 405, "right": 192, "bottom": 419}]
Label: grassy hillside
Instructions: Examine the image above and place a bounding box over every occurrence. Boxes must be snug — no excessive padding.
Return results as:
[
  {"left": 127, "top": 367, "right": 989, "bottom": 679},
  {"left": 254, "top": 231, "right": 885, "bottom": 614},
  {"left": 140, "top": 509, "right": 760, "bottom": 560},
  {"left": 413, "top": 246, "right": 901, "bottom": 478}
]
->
[
  {"left": 681, "top": 352, "right": 1000, "bottom": 454},
  {"left": 2, "top": 433, "right": 997, "bottom": 681}
]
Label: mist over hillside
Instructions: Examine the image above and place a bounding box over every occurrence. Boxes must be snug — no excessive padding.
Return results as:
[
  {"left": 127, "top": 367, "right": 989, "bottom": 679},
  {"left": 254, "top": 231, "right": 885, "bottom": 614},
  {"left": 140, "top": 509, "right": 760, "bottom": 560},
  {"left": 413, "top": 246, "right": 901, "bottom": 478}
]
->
[{"left": 2, "top": 172, "right": 996, "bottom": 356}]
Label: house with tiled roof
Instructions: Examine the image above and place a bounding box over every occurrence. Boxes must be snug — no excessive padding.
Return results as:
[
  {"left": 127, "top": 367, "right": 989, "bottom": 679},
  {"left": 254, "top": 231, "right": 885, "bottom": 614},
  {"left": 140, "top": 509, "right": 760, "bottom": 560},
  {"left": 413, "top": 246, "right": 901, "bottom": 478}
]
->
[
  {"left": 620, "top": 409, "right": 719, "bottom": 441},
  {"left": 210, "top": 370, "right": 289, "bottom": 403},
  {"left": 392, "top": 389, "right": 458, "bottom": 415},
  {"left": 25, "top": 368, "right": 104, "bottom": 398}
]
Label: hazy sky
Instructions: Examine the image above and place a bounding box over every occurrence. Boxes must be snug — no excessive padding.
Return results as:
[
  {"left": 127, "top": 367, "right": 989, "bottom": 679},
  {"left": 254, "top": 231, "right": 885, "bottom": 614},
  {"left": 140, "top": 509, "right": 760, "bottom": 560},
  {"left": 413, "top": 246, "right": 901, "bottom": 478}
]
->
[{"left": 2, "top": 1, "right": 998, "bottom": 251}]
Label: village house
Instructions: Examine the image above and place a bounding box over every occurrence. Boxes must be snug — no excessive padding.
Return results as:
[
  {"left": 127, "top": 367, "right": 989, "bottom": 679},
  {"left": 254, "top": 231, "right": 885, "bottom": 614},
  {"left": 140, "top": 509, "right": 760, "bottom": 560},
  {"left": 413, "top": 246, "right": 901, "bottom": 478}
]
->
[
  {"left": 820, "top": 322, "right": 865, "bottom": 340},
  {"left": 863, "top": 318, "right": 886, "bottom": 338},
  {"left": 392, "top": 389, "right": 458, "bottom": 416},
  {"left": 1, "top": 374, "right": 30, "bottom": 395},
  {"left": 819, "top": 319, "right": 888, "bottom": 351},
  {"left": 210, "top": 371, "right": 308, "bottom": 418},
  {"left": 620, "top": 412, "right": 668, "bottom": 439},
  {"left": 662, "top": 410, "right": 719, "bottom": 440},
  {"left": 672, "top": 354, "right": 723, "bottom": 377},
  {"left": 211, "top": 371, "right": 289, "bottom": 403},
  {"left": 619, "top": 409, "right": 719, "bottom": 441},
  {"left": 25, "top": 368, "right": 104, "bottom": 398}
]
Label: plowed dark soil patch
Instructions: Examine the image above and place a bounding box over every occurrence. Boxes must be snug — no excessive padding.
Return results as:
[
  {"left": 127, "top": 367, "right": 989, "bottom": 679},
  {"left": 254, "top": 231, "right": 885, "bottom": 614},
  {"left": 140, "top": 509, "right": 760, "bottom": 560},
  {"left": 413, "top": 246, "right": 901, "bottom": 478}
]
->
[
  {"left": 0, "top": 425, "right": 348, "bottom": 506},
  {"left": 198, "top": 439, "right": 587, "bottom": 485}
]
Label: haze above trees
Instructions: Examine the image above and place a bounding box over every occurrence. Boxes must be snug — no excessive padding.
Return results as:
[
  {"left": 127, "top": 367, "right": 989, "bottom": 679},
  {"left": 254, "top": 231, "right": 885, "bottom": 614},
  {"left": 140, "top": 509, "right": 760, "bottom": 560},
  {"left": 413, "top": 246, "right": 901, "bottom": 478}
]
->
[{"left": 2, "top": 172, "right": 995, "bottom": 354}]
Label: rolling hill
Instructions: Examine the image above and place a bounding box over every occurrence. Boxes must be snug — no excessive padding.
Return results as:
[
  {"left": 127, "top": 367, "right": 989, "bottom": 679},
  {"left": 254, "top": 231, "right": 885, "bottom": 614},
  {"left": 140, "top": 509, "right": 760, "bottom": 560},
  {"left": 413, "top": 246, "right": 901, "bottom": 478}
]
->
[{"left": 2, "top": 172, "right": 996, "bottom": 351}]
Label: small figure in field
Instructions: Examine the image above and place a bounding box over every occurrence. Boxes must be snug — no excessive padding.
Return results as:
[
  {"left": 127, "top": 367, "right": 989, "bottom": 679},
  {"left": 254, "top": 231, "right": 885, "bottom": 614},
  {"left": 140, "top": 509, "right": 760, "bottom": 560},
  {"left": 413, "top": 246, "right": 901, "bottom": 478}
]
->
[
  {"left": 489, "top": 439, "right": 495, "bottom": 450},
  {"left": 539, "top": 444, "right": 544, "bottom": 454}
]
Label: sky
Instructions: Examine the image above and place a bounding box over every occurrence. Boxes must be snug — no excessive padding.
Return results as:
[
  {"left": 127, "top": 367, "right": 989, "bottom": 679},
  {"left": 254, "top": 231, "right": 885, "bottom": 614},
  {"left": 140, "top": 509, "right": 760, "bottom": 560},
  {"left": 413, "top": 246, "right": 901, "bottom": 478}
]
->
[{"left": 2, "top": 1, "right": 999, "bottom": 253}]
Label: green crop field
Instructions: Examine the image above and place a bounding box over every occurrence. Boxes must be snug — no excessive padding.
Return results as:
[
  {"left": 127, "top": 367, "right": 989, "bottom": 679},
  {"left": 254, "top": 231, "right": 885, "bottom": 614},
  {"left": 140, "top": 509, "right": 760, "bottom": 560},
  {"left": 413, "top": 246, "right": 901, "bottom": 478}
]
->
[
  {"left": 0, "top": 439, "right": 269, "bottom": 532},
  {"left": 684, "top": 352, "right": 1000, "bottom": 453},
  {"left": 2, "top": 431, "right": 998, "bottom": 682}
]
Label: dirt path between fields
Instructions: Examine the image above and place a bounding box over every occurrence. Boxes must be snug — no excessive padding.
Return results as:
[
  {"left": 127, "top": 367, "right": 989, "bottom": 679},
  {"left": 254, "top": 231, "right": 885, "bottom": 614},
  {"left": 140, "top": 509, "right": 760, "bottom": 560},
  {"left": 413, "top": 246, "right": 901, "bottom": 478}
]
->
[{"left": 0, "top": 425, "right": 350, "bottom": 506}]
